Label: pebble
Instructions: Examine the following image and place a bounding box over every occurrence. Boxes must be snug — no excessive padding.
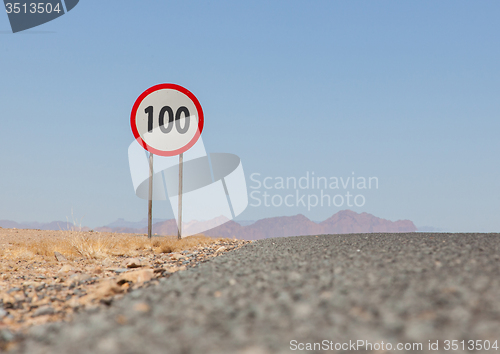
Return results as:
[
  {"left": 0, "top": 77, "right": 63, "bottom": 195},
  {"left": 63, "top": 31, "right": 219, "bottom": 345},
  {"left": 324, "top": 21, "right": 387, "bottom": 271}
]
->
[
  {"left": 32, "top": 306, "right": 55, "bottom": 317},
  {"left": 54, "top": 252, "right": 67, "bottom": 262},
  {"left": 0, "top": 308, "right": 7, "bottom": 318},
  {"left": 132, "top": 302, "right": 150, "bottom": 313},
  {"left": 170, "top": 253, "right": 186, "bottom": 260},
  {"left": 113, "top": 268, "right": 129, "bottom": 274},
  {"left": 118, "top": 269, "right": 154, "bottom": 285},
  {"left": 0, "top": 329, "right": 15, "bottom": 342},
  {"left": 57, "top": 265, "right": 74, "bottom": 274},
  {"left": 122, "top": 258, "right": 142, "bottom": 269}
]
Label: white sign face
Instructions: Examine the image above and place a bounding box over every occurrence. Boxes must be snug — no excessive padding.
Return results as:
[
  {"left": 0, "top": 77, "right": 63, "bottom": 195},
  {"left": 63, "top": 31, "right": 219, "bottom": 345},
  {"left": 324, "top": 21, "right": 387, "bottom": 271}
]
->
[{"left": 131, "top": 84, "right": 204, "bottom": 156}]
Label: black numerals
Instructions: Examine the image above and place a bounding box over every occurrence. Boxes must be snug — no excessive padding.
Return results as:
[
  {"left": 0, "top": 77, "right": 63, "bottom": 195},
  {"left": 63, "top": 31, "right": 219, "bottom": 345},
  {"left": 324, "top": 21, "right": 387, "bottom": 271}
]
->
[
  {"left": 175, "top": 106, "right": 190, "bottom": 134},
  {"left": 146, "top": 106, "right": 190, "bottom": 134}
]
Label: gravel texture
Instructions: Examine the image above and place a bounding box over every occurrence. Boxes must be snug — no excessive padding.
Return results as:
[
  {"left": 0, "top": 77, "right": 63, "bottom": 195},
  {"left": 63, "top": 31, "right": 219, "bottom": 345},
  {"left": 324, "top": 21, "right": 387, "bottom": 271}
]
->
[
  {"left": 0, "top": 230, "right": 247, "bottom": 335},
  {"left": 7, "top": 233, "right": 500, "bottom": 354}
]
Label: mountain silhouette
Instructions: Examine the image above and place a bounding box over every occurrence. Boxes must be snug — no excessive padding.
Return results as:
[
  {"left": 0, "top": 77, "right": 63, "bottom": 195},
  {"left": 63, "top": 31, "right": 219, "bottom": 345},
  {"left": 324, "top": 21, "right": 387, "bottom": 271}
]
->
[{"left": 0, "top": 210, "right": 417, "bottom": 240}]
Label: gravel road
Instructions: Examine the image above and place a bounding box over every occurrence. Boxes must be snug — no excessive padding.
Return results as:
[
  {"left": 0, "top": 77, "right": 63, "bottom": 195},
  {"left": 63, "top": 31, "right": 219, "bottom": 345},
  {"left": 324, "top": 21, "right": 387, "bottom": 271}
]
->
[{"left": 9, "top": 233, "right": 500, "bottom": 354}]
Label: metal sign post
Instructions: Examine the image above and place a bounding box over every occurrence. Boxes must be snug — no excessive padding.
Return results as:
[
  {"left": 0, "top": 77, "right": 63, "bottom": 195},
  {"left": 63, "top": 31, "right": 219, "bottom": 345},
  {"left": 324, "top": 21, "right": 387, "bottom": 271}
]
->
[
  {"left": 148, "top": 152, "right": 153, "bottom": 239},
  {"left": 177, "top": 153, "right": 183, "bottom": 240}
]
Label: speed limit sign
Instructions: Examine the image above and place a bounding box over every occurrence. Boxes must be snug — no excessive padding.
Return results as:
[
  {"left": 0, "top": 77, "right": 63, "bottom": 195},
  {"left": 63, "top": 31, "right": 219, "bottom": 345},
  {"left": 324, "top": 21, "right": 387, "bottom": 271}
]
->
[
  {"left": 130, "top": 83, "right": 205, "bottom": 240},
  {"left": 130, "top": 83, "right": 204, "bottom": 156}
]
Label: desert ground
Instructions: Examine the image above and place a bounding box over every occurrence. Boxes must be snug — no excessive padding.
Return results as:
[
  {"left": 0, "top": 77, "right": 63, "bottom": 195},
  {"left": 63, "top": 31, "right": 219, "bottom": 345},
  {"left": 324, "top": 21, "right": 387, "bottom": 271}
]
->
[
  {"left": 0, "top": 227, "right": 248, "bottom": 350},
  {"left": 3, "top": 232, "right": 500, "bottom": 353}
]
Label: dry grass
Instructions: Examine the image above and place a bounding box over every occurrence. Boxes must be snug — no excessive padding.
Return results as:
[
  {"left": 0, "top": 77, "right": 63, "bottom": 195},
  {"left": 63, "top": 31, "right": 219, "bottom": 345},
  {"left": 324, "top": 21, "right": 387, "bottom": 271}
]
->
[
  {"left": 0, "top": 228, "right": 248, "bottom": 338},
  {"left": 2, "top": 230, "right": 222, "bottom": 261}
]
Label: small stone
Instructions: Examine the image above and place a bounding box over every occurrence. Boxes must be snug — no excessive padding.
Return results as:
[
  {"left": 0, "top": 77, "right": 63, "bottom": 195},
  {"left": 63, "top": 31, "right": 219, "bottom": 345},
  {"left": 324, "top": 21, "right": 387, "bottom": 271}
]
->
[
  {"left": 101, "top": 258, "right": 113, "bottom": 267},
  {"left": 118, "top": 269, "right": 154, "bottom": 285},
  {"left": 170, "top": 253, "right": 186, "bottom": 260},
  {"left": 23, "top": 281, "right": 38, "bottom": 287},
  {"left": 6, "top": 287, "right": 21, "bottom": 294},
  {"left": 122, "top": 258, "right": 142, "bottom": 268},
  {"left": 215, "top": 246, "right": 227, "bottom": 253},
  {"left": 32, "top": 306, "right": 55, "bottom": 317},
  {"left": 13, "top": 292, "right": 25, "bottom": 302},
  {"left": 88, "top": 280, "right": 124, "bottom": 300},
  {"left": 0, "top": 329, "right": 15, "bottom": 342},
  {"left": 113, "top": 268, "right": 129, "bottom": 274},
  {"left": 54, "top": 251, "right": 67, "bottom": 262},
  {"left": 58, "top": 264, "right": 75, "bottom": 274},
  {"left": 133, "top": 302, "right": 151, "bottom": 313},
  {"left": 0, "top": 308, "right": 7, "bottom": 318}
]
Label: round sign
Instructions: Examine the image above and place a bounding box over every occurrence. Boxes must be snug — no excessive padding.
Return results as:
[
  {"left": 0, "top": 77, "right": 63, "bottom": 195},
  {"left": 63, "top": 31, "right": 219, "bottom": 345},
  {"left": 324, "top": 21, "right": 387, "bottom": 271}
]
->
[{"left": 130, "top": 83, "right": 204, "bottom": 156}]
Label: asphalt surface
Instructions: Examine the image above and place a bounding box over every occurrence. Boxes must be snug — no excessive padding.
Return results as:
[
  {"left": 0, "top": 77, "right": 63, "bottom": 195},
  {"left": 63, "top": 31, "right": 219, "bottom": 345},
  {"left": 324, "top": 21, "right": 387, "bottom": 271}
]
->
[{"left": 8, "top": 233, "right": 500, "bottom": 354}]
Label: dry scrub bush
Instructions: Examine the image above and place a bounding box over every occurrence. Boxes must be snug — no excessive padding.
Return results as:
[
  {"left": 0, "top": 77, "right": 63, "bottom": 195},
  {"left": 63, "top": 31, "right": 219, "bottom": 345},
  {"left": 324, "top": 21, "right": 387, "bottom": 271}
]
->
[
  {"left": 21, "top": 236, "right": 79, "bottom": 259},
  {"left": 70, "top": 233, "right": 116, "bottom": 259},
  {"left": 7, "top": 232, "right": 221, "bottom": 260}
]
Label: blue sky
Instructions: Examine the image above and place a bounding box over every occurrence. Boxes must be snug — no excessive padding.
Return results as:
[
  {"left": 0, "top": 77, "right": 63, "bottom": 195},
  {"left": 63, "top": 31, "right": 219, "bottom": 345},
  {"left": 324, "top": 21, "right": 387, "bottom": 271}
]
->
[{"left": 1, "top": 1, "right": 499, "bottom": 231}]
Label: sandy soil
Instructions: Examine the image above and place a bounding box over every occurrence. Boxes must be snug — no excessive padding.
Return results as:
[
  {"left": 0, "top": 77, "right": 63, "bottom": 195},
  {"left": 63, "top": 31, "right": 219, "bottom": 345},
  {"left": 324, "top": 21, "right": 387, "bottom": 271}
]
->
[{"left": 0, "top": 227, "right": 248, "bottom": 339}]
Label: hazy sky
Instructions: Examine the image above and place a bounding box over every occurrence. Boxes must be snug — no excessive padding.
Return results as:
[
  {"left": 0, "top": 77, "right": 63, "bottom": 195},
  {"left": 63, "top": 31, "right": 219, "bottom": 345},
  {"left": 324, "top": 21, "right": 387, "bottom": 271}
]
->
[{"left": 1, "top": 1, "right": 499, "bottom": 231}]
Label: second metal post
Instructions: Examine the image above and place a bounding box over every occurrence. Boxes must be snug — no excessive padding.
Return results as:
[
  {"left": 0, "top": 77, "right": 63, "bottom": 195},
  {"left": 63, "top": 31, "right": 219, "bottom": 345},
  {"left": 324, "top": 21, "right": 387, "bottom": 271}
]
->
[
  {"left": 177, "top": 153, "right": 183, "bottom": 240},
  {"left": 148, "top": 152, "right": 153, "bottom": 239}
]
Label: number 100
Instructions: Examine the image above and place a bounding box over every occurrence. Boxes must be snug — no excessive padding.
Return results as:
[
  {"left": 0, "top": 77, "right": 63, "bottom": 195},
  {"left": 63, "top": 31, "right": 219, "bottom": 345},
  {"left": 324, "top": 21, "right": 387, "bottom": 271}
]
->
[{"left": 145, "top": 105, "right": 190, "bottom": 134}]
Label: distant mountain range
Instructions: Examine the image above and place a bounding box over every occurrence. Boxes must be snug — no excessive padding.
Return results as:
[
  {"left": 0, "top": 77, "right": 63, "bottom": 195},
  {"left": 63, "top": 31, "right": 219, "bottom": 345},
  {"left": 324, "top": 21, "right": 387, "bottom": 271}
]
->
[
  {"left": 0, "top": 220, "right": 90, "bottom": 232},
  {"left": 0, "top": 210, "right": 417, "bottom": 240},
  {"left": 104, "top": 218, "right": 167, "bottom": 230}
]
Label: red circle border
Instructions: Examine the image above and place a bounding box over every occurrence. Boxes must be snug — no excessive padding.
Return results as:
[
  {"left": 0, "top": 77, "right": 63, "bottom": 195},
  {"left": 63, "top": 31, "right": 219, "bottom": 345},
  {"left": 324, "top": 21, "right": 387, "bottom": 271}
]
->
[{"left": 130, "top": 83, "right": 204, "bottom": 156}]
